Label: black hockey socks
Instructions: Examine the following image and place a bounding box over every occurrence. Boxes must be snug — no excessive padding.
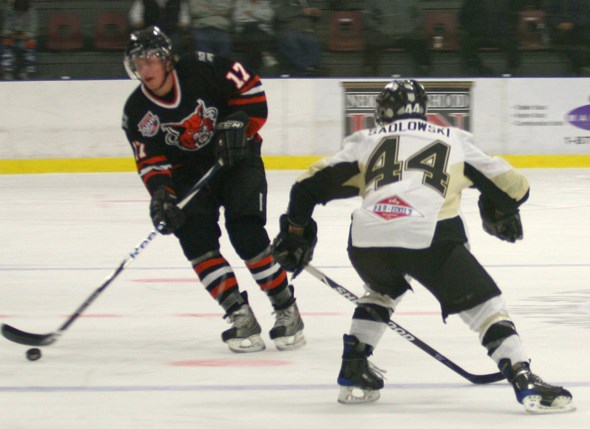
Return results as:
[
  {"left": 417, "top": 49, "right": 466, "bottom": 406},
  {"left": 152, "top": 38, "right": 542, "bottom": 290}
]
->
[
  {"left": 192, "top": 251, "right": 240, "bottom": 310},
  {"left": 220, "top": 289, "right": 247, "bottom": 316},
  {"left": 267, "top": 284, "right": 296, "bottom": 310},
  {"left": 481, "top": 320, "right": 518, "bottom": 357},
  {"left": 245, "top": 248, "right": 292, "bottom": 309},
  {"left": 352, "top": 303, "right": 392, "bottom": 324}
]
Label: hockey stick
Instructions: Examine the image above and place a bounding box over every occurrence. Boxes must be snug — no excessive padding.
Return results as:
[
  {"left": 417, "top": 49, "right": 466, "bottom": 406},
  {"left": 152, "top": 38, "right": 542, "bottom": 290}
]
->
[
  {"left": 304, "top": 264, "right": 505, "bottom": 385},
  {"left": 1, "top": 161, "right": 223, "bottom": 347}
]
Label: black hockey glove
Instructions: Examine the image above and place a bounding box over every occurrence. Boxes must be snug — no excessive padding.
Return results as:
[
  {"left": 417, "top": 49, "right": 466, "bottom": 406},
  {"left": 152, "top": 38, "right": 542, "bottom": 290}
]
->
[
  {"left": 150, "top": 186, "right": 186, "bottom": 235},
  {"left": 214, "top": 111, "right": 249, "bottom": 169},
  {"left": 271, "top": 214, "right": 318, "bottom": 277},
  {"left": 478, "top": 196, "right": 523, "bottom": 243}
]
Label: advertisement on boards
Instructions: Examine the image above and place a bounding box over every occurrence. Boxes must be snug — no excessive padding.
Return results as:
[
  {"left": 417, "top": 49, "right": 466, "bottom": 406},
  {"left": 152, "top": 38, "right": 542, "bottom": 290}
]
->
[{"left": 505, "top": 79, "right": 590, "bottom": 154}]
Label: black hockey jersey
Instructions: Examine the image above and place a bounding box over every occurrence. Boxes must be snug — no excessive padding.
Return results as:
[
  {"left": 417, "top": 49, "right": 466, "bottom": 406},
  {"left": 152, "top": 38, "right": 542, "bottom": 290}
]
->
[{"left": 122, "top": 51, "right": 268, "bottom": 195}]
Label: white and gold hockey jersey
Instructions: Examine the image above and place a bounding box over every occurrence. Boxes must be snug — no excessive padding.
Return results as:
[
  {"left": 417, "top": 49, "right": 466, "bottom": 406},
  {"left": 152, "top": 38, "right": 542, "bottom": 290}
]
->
[{"left": 287, "top": 118, "right": 530, "bottom": 249}]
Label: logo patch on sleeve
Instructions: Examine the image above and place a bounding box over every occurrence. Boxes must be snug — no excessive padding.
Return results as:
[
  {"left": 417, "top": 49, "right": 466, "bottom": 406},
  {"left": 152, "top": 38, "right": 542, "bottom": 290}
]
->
[
  {"left": 370, "top": 196, "right": 422, "bottom": 220},
  {"left": 138, "top": 111, "right": 160, "bottom": 137}
]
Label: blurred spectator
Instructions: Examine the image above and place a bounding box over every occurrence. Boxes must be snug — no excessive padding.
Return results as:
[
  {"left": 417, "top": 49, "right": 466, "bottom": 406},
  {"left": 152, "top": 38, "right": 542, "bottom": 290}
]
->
[
  {"left": 361, "top": 0, "right": 432, "bottom": 77},
  {"left": 327, "top": 0, "right": 355, "bottom": 10},
  {"left": 524, "top": 0, "right": 542, "bottom": 7},
  {"left": 129, "top": 0, "right": 191, "bottom": 54},
  {"left": 458, "top": 0, "right": 523, "bottom": 76},
  {"left": 189, "top": 0, "right": 232, "bottom": 57},
  {"left": 0, "top": 1, "right": 5, "bottom": 70},
  {"left": 2, "top": 0, "right": 37, "bottom": 80},
  {"left": 274, "top": 0, "right": 324, "bottom": 76},
  {"left": 545, "top": 0, "right": 590, "bottom": 76},
  {"left": 232, "top": 0, "right": 279, "bottom": 75},
  {"left": 0, "top": 0, "right": 6, "bottom": 32}
]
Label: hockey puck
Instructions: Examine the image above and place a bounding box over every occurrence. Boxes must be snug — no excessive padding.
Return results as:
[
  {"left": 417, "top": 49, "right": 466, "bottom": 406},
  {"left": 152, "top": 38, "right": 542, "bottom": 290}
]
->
[{"left": 26, "top": 348, "right": 42, "bottom": 361}]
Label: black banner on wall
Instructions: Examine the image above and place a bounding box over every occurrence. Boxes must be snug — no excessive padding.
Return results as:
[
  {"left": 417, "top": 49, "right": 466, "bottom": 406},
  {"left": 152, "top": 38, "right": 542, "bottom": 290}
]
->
[{"left": 343, "top": 81, "right": 474, "bottom": 136}]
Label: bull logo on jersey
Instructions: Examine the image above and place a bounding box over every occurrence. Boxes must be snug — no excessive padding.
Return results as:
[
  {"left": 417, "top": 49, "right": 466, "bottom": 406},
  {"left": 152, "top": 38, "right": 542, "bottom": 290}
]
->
[
  {"left": 370, "top": 196, "right": 423, "bottom": 220},
  {"left": 161, "top": 100, "right": 218, "bottom": 151}
]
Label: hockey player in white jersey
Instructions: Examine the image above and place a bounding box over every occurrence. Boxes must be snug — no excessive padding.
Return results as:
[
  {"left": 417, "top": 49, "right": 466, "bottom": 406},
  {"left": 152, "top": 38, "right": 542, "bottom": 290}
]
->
[{"left": 272, "top": 80, "right": 574, "bottom": 413}]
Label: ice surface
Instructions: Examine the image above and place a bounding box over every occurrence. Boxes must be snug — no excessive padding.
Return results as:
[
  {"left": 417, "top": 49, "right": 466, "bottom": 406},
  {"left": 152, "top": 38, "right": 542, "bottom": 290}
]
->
[{"left": 0, "top": 169, "right": 588, "bottom": 428}]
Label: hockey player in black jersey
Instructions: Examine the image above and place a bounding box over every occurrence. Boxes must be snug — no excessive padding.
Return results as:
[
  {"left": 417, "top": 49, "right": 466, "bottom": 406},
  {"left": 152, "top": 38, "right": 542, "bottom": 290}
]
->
[
  {"left": 122, "top": 26, "right": 304, "bottom": 353},
  {"left": 272, "top": 80, "right": 574, "bottom": 413}
]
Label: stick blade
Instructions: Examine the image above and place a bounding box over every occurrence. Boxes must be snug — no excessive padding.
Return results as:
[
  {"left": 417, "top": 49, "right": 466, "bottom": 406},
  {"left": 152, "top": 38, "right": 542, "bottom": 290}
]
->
[
  {"left": 1, "top": 324, "right": 58, "bottom": 346},
  {"left": 468, "top": 371, "right": 505, "bottom": 384}
]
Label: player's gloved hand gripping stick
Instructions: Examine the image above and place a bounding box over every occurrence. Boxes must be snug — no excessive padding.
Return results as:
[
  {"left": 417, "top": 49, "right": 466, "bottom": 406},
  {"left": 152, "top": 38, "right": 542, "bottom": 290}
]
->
[
  {"left": 150, "top": 187, "right": 186, "bottom": 235},
  {"left": 271, "top": 215, "right": 318, "bottom": 278},
  {"left": 1, "top": 161, "right": 223, "bottom": 347}
]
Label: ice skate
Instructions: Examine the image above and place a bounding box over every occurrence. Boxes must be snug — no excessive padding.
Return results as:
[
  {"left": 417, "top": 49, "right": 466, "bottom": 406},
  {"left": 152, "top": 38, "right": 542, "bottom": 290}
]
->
[
  {"left": 269, "top": 301, "right": 305, "bottom": 351},
  {"left": 501, "top": 360, "right": 575, "bottom": 414},
  {"left": 222, "top": 295, "right": 265, "bottom": 353},
  {"left": 337, "top": 334, "right": 385, "bottom": 404}
]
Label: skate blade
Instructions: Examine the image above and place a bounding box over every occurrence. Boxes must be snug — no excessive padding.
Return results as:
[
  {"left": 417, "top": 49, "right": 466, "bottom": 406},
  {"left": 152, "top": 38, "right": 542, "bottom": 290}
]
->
[
  {"left": 273, "top": 330, "right": 306, "bottom": 351},
  {"left": 523, "top": 395, "right": 576, "bottom": 414},
  {"left": 337, "top": 386, "right": 380, "bottom": 404},
  {"left": 225, "top": 334, "right": 266, "bottom": 353}
]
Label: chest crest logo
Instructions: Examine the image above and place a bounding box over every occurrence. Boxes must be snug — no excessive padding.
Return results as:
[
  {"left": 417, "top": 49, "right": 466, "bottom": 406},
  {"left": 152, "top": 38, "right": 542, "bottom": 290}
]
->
[
  {"left": 137, "top": 111, "right": 160, "bottom": 137},
  {"left": 161, "top": 100, "right": 218, "bottom": 151}
]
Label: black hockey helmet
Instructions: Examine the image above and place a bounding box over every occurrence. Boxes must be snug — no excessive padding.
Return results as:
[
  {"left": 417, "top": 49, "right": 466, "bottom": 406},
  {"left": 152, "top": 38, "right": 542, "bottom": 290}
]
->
[
  {"left": 374, "top": 80, "right": 428, "bottom": 125},
  {"left": 124, "top": 26, "right": 174, "bottom": 78}
]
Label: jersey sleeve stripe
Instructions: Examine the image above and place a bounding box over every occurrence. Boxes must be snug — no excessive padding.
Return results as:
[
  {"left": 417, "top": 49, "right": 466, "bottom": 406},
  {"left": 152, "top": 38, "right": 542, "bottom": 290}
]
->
[
  {"left": 228, "top": 95, "right": 267, "bottom": 106},
  {"left": 247, "top": 116, "right": 266, "bottom": 136},
  {"left": 139, "top": 164, "right": 172, "bottom": 177},
  {"left": 137, "top": 155, "right": 169, "bottom": 170},
  {"left": 141, "top": 168, "right": 172, "bottom": 182},
  {"left": 240, "top": 75, "right": 262, "bottom": 94},
  {"left": 242, "top": 86, "right": 265, "bottom": 96},
  {"left": 136, "top": 155, "right": 174, "bottom": 190}
]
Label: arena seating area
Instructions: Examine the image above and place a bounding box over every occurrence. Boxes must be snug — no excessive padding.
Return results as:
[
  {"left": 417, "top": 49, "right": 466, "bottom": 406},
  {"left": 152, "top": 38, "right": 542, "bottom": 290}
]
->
[{"left": 1, "top": 0, "right": 577, "bottom": 80}]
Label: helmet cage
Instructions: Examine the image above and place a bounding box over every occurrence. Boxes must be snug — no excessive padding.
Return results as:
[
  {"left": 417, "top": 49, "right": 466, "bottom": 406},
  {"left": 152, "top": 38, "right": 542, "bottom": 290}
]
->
[
  {"left": 124, "top": 26, "right": 174, "bottom": 79},
  {"left": 374, "top": 80, "right": 428, "bottom": 126}
]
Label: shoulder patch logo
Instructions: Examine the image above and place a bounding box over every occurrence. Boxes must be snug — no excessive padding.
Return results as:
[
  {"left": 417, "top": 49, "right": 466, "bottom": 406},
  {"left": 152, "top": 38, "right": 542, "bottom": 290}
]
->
[
  {"left": 137, "top": 111, "right": 160, "bottom": 137},
  {"left": 370, "top": 196, "right": 422, "bottom": 220}
]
